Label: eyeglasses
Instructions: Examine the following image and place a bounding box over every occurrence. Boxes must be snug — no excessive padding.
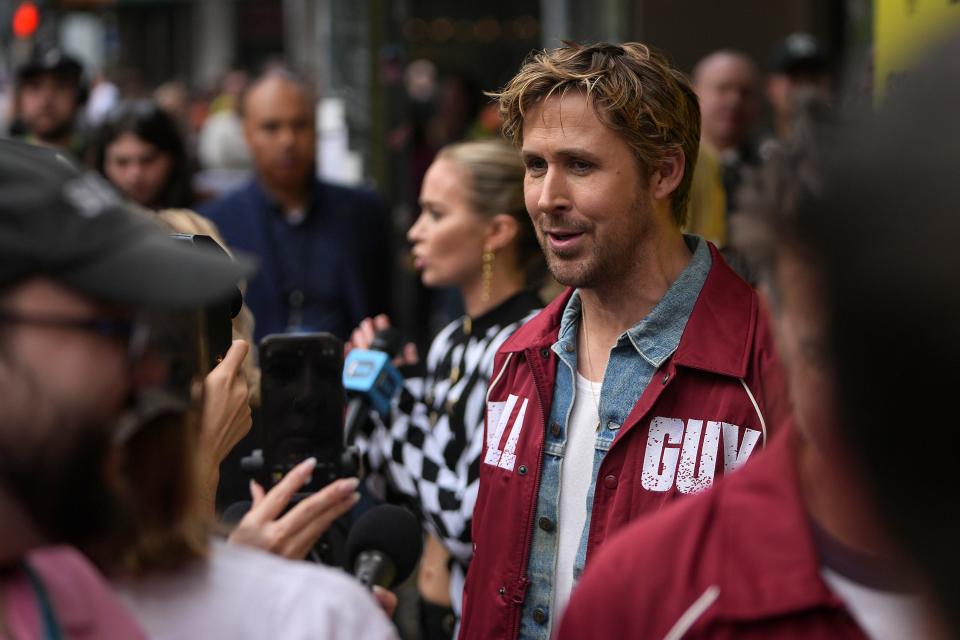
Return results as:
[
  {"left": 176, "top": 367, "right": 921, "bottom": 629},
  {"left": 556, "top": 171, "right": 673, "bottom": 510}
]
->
[{"left": 0, "top": 309, "right": 151, "bottom": 364}]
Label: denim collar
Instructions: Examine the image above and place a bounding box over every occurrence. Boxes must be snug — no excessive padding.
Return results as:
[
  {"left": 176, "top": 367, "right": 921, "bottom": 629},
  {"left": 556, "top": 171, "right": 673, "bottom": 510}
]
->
[{"left": 557, "top": 235, "right": 712, "bottom": 368}]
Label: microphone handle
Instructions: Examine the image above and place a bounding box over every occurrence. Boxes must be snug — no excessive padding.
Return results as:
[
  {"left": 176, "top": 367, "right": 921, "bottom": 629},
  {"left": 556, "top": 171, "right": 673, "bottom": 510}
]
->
[
  {"left": 354, "top": 550, "right": 397, "bottom": 589},
  {"left": 344, "top": 397, "right": 367, "bottom": 446}
]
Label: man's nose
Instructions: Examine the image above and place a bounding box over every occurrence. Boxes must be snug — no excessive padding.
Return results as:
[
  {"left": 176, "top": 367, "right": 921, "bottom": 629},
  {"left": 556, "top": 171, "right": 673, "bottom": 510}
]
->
[
  {"left": 537, "top": 167, "right": 571, "bottom": 214},
  {"left": 278, "top": 126, "right": 297, "bottom": 147}
]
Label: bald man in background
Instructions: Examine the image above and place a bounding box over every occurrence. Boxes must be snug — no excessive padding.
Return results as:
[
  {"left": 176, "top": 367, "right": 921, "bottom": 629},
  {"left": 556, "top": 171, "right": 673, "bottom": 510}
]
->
[
  {"left": 200, "top": 69, "right": 392, "bottom": 342},
  {"left": 686, "top": 51, "right": 762, "bottom": 278},
  {"left": 692, "top": 50, "right": 762, "bottom": 214},
  {"left": 694, "top": 51, "right": 760, "bottom": 155}
]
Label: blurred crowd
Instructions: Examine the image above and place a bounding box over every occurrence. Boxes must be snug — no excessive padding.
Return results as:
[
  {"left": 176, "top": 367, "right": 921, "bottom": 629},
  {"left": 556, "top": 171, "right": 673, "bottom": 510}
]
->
[
  {"left": 0, "top": 32, "right": 841, "bottom": 340},
  {"left": 2, "top": 21, "right": 960, "bottom": 640}
]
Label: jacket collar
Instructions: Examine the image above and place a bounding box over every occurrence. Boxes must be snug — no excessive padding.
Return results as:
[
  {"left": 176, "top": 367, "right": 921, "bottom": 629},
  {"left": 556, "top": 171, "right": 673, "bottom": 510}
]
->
[
  {"left": 501, "top": 242, "right": 756, "bottom": 378},
  {"left": 671, "top": 242, "right": 756, "bottom": 377},
  {"left": 712, "top": 432, "right": 847, "bottom": 621},
  {"left": 499, "top": 286, "right": 572, "bottom": 353}
]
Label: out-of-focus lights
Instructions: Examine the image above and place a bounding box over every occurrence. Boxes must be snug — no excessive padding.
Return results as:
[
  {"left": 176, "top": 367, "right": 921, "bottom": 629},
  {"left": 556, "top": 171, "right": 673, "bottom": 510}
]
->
[{"left": 13, "top": 2, "right": 40, "bottom": 39}]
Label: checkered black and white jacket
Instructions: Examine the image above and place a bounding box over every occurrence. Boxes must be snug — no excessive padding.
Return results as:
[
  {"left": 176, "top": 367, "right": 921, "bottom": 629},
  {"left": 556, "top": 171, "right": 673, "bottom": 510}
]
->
[{"left": 359, "top": 291, "right": 540, "bottom": 606}]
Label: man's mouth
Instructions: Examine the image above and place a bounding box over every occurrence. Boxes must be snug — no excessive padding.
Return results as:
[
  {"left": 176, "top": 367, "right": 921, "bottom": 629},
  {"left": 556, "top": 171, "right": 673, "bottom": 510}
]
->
[{"left": 544, "top": 229, "right": 586, "bottom": 251}]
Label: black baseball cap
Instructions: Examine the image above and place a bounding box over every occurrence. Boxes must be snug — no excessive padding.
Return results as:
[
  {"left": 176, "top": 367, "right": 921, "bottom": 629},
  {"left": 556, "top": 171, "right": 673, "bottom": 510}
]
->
[
  {"left": 0, "top": 140, "right": 255, "bottom": 308},
  {"left": 16, "top": 46, "right": 84, "bottom": 83},
  {"left": 770, "top": 32, "right": 829, "bottom": 75}
]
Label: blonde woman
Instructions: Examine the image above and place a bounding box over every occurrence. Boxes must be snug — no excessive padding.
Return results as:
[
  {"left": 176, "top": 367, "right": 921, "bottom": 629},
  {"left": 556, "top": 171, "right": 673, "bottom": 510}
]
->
[{"left": 352, "top": 139, "right": 544, "bottom": 638}]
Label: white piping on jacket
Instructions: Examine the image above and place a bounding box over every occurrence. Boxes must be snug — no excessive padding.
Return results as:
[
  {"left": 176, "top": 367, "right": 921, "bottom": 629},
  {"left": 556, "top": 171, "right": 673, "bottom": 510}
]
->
[
  {"left": 663, "top": 585, "right": 721, "bottom": 640},
  {"left": 485, "top": 352, "right": 514, "bottom": 404},
  {"left": 738, "top": 378, "right": 767, "bottom": 446}
]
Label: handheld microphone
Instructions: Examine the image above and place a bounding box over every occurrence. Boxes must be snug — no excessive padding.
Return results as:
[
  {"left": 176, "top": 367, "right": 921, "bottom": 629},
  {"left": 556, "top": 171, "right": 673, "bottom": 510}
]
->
[
  {"left": 345, "top": 504, "right": 422, "bottom": 589},
  {"left": 221, "top": 500, "right": 252, "bottom": 526},
  {"left": 342, "top": 328, "right": 405, "bottom": 446}
]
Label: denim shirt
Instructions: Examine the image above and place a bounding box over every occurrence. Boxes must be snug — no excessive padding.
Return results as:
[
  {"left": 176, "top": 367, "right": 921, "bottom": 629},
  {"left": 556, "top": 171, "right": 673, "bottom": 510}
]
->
[{"left": 518, "top": 236, "right": 712, "bottom": 639}]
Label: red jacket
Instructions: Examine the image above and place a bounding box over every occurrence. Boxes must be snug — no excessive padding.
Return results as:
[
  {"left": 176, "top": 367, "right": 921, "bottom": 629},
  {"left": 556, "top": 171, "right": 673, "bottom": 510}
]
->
[
  {"left": 556, "top": 432, "right": 867, "bottom": 639},
  {"left": 460, "top": 245, "right": 790, "bottom": 639}
]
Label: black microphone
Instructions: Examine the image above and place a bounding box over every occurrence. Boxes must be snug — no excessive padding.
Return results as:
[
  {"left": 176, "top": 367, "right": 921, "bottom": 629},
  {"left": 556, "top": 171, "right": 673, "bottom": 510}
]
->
[
  {"left": 370, "top": 327, "right": 404, "bottom": 356},
  {"left": 221, "top": 500, "right": 252, "bottom": 526},
  {"left": 345, "top": 504, "right": 422, "bottom": 589},
  {"left": 343, "top": 327, "right": 405, "bottom": 446}
]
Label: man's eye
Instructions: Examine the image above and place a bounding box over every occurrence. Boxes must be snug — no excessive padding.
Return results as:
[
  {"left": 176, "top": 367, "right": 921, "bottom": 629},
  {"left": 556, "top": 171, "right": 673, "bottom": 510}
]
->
[
  {"left": 570, "top": 160, "right": 593, "bottom": 173},
  {"left": 525, "top": 158, "right": 546, "bottom": 174}
]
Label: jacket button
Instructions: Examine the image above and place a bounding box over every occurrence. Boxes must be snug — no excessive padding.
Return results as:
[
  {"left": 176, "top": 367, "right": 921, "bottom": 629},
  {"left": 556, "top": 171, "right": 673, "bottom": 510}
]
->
[
  {"left": 550, "top": 422, "right": 561, "bottom": 437},
  {"left": 606, "top": 420, "right": 621, "bottom": 431},
  {"left": 539, "top": 348, "right": 550, "bottom": 358},
  {"left": 533, "top": 608, "right": 548, "bottom": 625},
  {"left": 538, "top": 517, "right": 555, "bottom": 532},
  {"left": 518, "top": 465, "right": 527, "bottom": 475},
  {"left": 604, "top": 474, "right": 618, "bottom": 489},
  {"left": 498, "top": 586, "right": 506, "bottom": 596},
  {"left": 563, "top": 342, "right": 574, "bottom": 353}
]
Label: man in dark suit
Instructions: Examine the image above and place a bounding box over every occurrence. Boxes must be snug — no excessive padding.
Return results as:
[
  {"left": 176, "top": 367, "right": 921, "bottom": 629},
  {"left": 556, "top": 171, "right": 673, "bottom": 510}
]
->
[{"left": 200, "top": 69, "right": 392, "bottom": 342}]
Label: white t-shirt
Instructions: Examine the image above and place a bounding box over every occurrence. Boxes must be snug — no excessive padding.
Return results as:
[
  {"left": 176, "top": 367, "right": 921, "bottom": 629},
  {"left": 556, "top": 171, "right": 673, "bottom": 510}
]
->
[
  {"left": 821, "top": 568, "right": 926, "bottom": 640},
  {"left": 114, "top": 539, "right": 398, "bottom": 640},
  {"left": 552, "top": 373, "right": 603, "bottom": 624}
]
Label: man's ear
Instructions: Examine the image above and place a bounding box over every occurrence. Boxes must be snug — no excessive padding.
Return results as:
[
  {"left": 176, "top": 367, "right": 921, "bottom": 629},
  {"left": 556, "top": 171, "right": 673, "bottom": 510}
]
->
[
  {"left": 484, "top": 214, "right": 520, "bottom": 253},
  {"left": 650, "top": 148, "right": 686, "bottom": 202}
]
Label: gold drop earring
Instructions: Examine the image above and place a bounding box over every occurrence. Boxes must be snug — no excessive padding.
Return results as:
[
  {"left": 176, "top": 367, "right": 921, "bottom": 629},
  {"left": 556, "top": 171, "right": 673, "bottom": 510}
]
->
[{"left": 481, "top": 249, "right": 495, "bottom": 304}]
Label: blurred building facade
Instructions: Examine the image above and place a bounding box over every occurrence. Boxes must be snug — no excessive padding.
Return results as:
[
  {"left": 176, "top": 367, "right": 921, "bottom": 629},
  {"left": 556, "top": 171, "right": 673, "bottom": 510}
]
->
[
  {"left": 3, "top": 0, "right": 871, "bottom": 183},
  {"left": 2, "top": 0, "right": 871, "bottom": 355}
]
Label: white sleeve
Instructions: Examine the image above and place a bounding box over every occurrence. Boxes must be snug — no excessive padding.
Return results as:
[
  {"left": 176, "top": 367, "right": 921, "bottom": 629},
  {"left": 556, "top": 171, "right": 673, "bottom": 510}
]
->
[{"left": 276, "top": 567, "right": 400, "bottom": 640}]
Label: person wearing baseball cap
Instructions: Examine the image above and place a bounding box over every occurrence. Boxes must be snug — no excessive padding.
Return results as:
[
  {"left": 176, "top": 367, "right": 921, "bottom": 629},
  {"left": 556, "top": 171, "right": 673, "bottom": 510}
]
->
[
  {"left": 0, "top": 139, "right": 253, "bottom": 308},
  {"left": 14, "top": 46, "right": 89, "bottom": 157},
  {"left": 765, "top": 32, "right": 832, "bottom": 145},
  {"left": 0, "top": 139, "right": 253, "bottom": 637}
]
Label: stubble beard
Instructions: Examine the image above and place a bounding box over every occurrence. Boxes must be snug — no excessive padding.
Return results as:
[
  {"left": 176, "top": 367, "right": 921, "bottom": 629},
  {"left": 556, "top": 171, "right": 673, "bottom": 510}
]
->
[
  {"left": 31, "top": 113, "right": 75, "bottom": 144},
  {"left": 537, "top": 195, "right": 651, "bottom": 293},
  {"left": 542, "top": 237, "right": 603, "bottom": 289}
]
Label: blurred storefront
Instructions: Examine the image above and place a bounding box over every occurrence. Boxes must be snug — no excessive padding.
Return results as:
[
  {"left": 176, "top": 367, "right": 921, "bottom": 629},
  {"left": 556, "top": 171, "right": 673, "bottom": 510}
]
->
[
  {"left": 3, "top": 0, "right": 873, "bottom": 352},
  {"left": 3, "top": 0, "right": 871, "bottom": 183}
]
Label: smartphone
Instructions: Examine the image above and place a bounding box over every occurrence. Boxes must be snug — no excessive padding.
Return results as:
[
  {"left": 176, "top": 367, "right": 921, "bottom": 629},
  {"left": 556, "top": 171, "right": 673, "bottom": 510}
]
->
[{"left": 259, "top": 332, "right": 346, "bottom": 492}]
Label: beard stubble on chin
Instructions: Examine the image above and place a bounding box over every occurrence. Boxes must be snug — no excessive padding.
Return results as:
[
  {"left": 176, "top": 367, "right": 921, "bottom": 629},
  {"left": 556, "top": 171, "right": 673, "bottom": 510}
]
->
[
  {"left": 542, "top": 238, "right": 603, "bottom": 289},
  {"left": 536, "top": 194, "right": 652, "bottom": 291},
  {"left": 32, "top": 116, "right": 75, "bottom": 143}
]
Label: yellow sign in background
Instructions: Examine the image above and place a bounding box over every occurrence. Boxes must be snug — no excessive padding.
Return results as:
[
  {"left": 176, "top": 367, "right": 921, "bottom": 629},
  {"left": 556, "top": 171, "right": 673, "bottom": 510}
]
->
[{"left": 875, "top": 0, "right": 960, "bottom": 100}]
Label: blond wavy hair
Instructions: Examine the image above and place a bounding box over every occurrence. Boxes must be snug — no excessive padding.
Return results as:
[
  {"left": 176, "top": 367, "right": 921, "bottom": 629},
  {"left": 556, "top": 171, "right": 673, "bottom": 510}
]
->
[{"left": 491, "top": 41, "right": 700, "bottom": 226}]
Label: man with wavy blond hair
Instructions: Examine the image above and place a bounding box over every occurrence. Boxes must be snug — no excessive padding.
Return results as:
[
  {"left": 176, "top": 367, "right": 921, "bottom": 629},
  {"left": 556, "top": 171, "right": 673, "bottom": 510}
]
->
[{"left": 460, "top": 42, "right": 789, "bottom": 640}]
